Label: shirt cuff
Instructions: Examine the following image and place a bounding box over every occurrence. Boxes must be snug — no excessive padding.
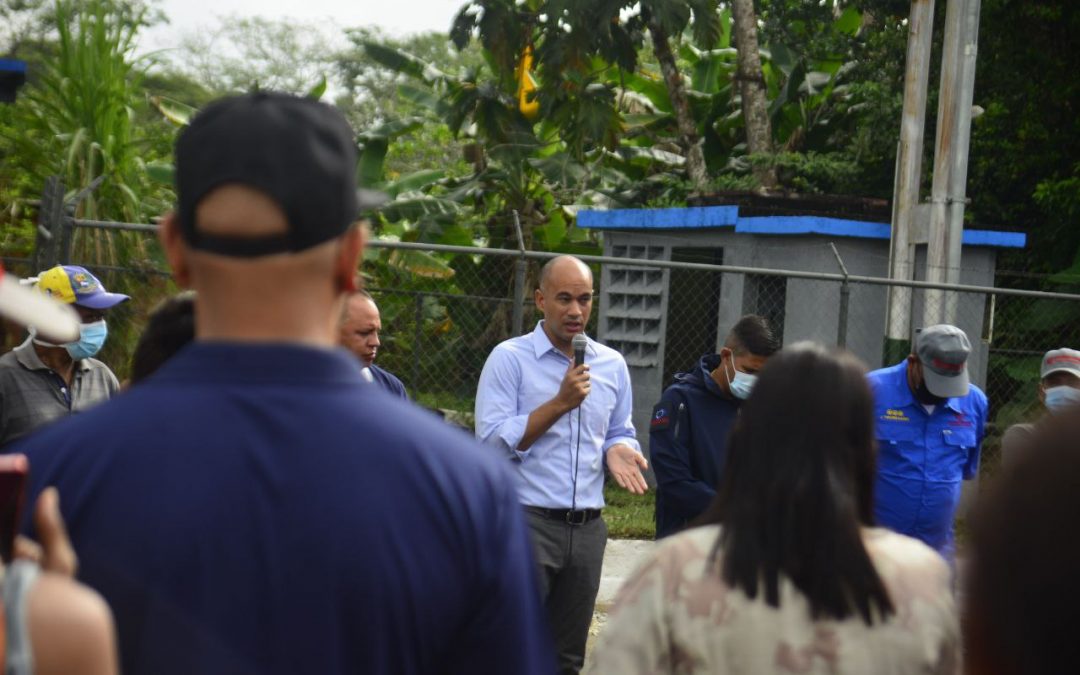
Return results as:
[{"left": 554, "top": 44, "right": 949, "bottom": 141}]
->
[
  {"left": 497, "top": 414, "right": 530, "bottom": 459},
  {"left": 603, "top": 436, "right": 642, "bottom": 455}
]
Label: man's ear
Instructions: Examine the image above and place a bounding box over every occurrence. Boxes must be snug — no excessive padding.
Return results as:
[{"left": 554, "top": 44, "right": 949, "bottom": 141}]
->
[
  {"left": 533, "top": 287, "right": 544, "bottom": 313},
  {"left": 1038, "top": 382, "right": 1047, "bottom": 405},
  {"left": 335, "top": 224, "right": 365, "bottom": 293},
  {"left": 159, "top": 213, "right": 191, "bottom": 287}
]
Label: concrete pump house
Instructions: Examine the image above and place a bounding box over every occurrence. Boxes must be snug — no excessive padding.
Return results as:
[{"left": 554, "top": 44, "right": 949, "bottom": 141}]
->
[{"left": 577, "top": 201, "right": 1026, "bottom": 452}]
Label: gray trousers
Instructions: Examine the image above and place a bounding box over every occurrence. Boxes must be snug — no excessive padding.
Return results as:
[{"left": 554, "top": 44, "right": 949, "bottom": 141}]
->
[{"left": 524, "top": 510, "right": 607, "bottom": 675}]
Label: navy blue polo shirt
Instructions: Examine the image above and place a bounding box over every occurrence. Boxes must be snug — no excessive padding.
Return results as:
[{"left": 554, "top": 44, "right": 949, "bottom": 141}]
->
[
  {"left": 368, "top": 363, "right": 408, "bottom": 399},
  {"left": 868, "top": 361, "right": 987, "bottom": 560},
  {"left": 650, "top": 354, "right": 740, "bottom": 539},
  {"left": 12, "top": 342, "right": 554, "bottom": 675}
]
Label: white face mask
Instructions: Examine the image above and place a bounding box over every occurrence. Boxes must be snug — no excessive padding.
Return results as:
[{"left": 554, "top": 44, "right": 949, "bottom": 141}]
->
[
  {"left": 1045, "top": 385, "right": 1080, "bottom": 413},
  {"left": 724, "top": 353, "right": 757, "bottom": 400}
]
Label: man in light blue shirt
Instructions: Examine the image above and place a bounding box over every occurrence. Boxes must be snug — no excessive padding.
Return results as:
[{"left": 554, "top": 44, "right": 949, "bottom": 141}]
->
[{"left": 476, "top": 255, "right": 648, "bottom": 675}]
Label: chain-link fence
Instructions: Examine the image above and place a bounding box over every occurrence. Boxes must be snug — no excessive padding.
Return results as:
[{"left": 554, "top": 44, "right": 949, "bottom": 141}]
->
[{"left": 12, "top": 178, "right": 1080, "bottom": 478}]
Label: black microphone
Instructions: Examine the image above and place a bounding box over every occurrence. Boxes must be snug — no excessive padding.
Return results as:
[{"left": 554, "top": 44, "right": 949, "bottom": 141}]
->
[{"left": 572, "top": 333, "right": 588, "bottom": 368}]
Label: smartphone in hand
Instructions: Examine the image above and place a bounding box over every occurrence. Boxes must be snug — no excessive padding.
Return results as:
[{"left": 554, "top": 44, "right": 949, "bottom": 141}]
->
[{"left": 0, "top": 455, "right": 29, "bottom": 564}]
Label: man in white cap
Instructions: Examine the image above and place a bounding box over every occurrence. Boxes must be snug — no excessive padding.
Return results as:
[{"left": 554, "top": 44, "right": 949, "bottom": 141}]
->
[
  {"left": 1001, "top": 347, "right": 1080, "bottom": 464},
  {"left": 0, "top": 264, "right": 129, "bottom": 446},
  {"left": 867, "top": 324, "right": 989, "bottom": 560}
]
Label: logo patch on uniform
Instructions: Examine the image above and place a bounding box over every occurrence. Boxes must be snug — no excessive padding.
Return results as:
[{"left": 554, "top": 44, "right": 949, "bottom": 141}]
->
[
  {"left": 651, "top": 404, "right": 671, "bottom": 430},
  {"left": 881, "top": 408, "right": 910, "bottom": 422},
  {"left": 949, "top": 413, "right": 972, "bottom": 427}
]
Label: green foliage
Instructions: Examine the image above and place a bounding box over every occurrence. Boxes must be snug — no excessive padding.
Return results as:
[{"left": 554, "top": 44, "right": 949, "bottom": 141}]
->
[
  {"left": 969, "top": 0, "right": 1080, "bottom": 276},
  {"left": 0, "top": 0, "right": 172, "bottom": 255},
  {"left": 0, "top": 0, "right": 174, "bottom": 378}
]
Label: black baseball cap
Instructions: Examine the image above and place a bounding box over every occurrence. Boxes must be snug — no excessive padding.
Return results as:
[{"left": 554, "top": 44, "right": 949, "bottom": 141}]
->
[{"left": 175, "top": 92, "right": 387, "bottom": 258}]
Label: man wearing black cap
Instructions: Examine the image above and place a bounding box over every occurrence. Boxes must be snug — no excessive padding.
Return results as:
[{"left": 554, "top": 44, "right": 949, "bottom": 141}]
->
[
  {"left": 868, "top": 324, "right": 988, "bottom": 561},
  {"left": 10, "top": 92, "right": 553, "bottom": 675}
]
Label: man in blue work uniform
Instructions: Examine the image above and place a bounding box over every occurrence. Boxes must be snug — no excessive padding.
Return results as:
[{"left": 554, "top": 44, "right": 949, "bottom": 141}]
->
[
  {"left": 10, "top": 92, "right": 554, "bottom": 675},
  {"left": 650, "top": 315, "right": 780, "bottom": 539},
  {"left": 869, "top": 324, "right": 988, "bottom": 561}
]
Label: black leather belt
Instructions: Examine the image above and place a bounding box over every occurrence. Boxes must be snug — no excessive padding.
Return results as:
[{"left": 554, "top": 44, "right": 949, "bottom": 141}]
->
[{"left": 524, "top": 506, "right": 602, "bottom": 525}]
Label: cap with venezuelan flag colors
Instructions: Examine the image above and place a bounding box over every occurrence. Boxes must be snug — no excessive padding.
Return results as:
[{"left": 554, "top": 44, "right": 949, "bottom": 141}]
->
[
  {"left": 35, "top": 265, "right": 130, "bottom": 310},
  {"left": 0, "top": 263, "right": 80, "bottom": 341}
]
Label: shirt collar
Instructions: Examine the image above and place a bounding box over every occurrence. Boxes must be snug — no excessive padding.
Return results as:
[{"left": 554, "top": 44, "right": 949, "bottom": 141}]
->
[
  {"left": 530, "top": 320, "right": 595, "bottom": 361},
  {"left": 13, "top": 338, "right": 90, "bottom": 372}
]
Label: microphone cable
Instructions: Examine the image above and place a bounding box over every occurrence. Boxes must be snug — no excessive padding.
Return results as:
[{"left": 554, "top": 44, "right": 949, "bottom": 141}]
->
[{"left": 568, "top": 398, "right": 583, "bottom": 558}]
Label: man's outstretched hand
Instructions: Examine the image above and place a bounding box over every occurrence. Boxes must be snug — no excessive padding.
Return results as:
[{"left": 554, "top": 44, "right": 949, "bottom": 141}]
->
[{"left": 606, "top": 444, "right": 649, "bottom": 495}]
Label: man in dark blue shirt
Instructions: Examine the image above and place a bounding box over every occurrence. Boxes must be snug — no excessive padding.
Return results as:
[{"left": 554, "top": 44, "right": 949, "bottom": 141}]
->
[
  {"left": 868, "top": 324, "right": 988, "bottom": 561},
  {"left": 11, "top": 92, "right": 553, "bottom": 675},
  {"left": 650, "top": 315, "right": 779, "bottom": 538},
  {"left": 339, "top": 289, "right": 408, "bottom": 398}
]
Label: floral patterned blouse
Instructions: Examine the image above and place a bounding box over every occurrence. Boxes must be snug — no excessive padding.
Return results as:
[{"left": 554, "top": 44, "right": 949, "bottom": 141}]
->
[{"left": 586, "top": 526, "right": 960, "bottom": 675}]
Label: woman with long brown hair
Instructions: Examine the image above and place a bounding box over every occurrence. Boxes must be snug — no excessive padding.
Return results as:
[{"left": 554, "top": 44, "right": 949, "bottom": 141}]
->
[{"left": 587, "top": 344, "right": 959, "bottom": 674}]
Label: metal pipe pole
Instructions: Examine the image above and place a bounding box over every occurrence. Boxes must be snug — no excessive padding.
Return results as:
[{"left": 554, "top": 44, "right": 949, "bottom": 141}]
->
[
  {"left": 366, "top": 240, "right": 1080, "bottom": 301},
  {"left": 944, "top": 0, "right": 982, "bottom": 322},
  {"left": 829, "top": 243, "right": 850, "bottom": 348},
  {"left": 412, "top": 294, "right": 423, "bottom": 390},
  {"left": 885, "top": 0, "right": 935, "bottom": 361},
  {"left": 511, "top": 211, "right": 527, "bottom": 336}
]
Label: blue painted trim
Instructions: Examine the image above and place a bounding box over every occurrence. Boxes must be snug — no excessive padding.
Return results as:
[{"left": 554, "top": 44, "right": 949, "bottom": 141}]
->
[
  {"left": 961, "top": 228, "right": 1026, "bottom": 248},
  {"left": 735, "top": 215, "right": 890, "bottom": 238},
  {"left": 575, "top": 207, "right": 1025, "bottom": 248},
  {"left": 0, "top": 60, "right": 27, "bottom": 73},
  {"left": 735, "top": 216, "right": 1025, "bottom": 248},
  {"left": 577, "top": 206, "right": 738, "bottom": 229}
]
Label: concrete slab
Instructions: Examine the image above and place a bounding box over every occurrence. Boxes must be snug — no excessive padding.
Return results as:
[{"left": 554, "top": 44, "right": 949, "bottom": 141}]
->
[{"left": 596, "top": 538, "right": 655, "bottom": 610}]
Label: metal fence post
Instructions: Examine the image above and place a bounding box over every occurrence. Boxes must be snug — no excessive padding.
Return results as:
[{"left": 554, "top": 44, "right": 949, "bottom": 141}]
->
[
  {"left": 829, "top": 243, "right": 851, "bottom": 349},
  {"left": 32, "top": 176, "right": 64, "bottom": 273},
  {"left": 412, "top": 294, "right": 423, "bottom": 389},
  {"left": 59, "top": 174, "right": 106, "bottom": 265},
  {"left": 511, "top": 211, "right": 527, "bottom": 337},
  {"left": 59, "top": 205, "right": 75, "bottom": 265}
]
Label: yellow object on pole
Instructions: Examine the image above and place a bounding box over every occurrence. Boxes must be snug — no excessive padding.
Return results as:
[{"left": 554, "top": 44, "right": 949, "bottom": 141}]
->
[{"left": 516, "top": 46, "right": 539, "bottom": 120}]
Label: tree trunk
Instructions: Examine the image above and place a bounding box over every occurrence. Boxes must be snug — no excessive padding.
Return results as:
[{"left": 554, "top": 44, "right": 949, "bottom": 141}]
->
[
  {"left": 648, "top": 20, "right": 709, "bottom": 194},
  {"left": 731, "top": 0, "right": 778, "bottom": 190}
]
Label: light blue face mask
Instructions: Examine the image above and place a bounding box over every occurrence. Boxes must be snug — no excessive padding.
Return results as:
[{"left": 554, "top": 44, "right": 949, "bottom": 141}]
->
[
  {"left": 724, "top": 353, "right": 757, "bottom": 400},
  {"left": 64, "top": 320, "right": 108, "bottom": 360},
  {"left": 1045, "top": 385, "right": 1080, "bottom": 413}
]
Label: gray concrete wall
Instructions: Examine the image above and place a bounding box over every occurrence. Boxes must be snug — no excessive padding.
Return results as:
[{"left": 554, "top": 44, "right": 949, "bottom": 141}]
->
[{"left": 597, "top": 229, "right": 999, "bottom": 464}]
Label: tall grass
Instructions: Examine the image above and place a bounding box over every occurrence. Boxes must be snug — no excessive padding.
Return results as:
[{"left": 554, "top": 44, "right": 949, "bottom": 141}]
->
[{"left": 1, "top": 0, "right": 178, "bottom": 377}]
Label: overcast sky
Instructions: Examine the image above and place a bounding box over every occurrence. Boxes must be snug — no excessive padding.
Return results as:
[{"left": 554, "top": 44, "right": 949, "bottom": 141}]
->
[{"left": 142, "top": 0, "right": 468, "bottom": 52}]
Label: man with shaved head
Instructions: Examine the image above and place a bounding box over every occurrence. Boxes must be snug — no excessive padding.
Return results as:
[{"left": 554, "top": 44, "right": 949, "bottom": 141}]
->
[
  {"left": 11, "top": 92, "right": 554, "bottom": 675},
  {"left": 476, "top": 254, "right": 648, "bottom": 675}
]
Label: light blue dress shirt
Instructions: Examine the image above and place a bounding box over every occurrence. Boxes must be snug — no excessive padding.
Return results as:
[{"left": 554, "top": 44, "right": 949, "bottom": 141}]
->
[{"left": 475, "top": 321, "right": 641, "bottom": 510}]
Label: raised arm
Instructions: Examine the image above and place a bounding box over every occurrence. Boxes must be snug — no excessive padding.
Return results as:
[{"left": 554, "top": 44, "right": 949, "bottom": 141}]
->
[{"left": 476, "top": 348, "right": 590, "bottom": 455}]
